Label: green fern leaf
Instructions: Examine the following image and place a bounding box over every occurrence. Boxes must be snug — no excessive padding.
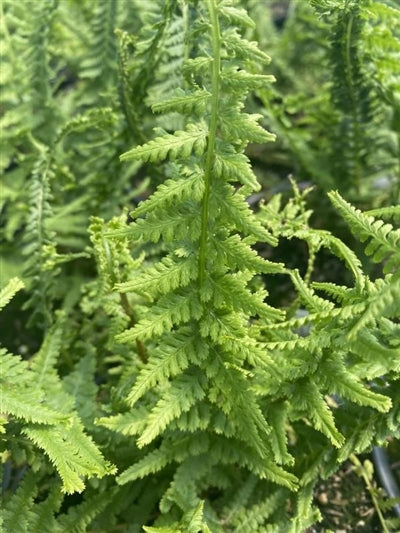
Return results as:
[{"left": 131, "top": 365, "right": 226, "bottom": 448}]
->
[
  {"left": 220, "top": 111, "right": 276, "bottom": 144},
  {"left": 56, "top": 489, "right": 114, "bottom": 533},
  {"left": 218, "top": 3, "right": 256, "bottom": 29},
  {"left": 348, "top": 273, "right": 400, "bottom": 338},
  {"left": 266, "top": 402, "right": 294, "bottom": 465},
  {"left": 215, "top": 184, "right": 277, "bottom": 245},
  {"left": 126, "top": 328, "right": 209, "bottom": 407},
  {"left": 210, "top": 273, "right": 283, "bottom": 321},
  {"left": 329, "top": 190, "right": 400, "bottom": 272},
  {"left": 214, "top": 150, "right": 260, "bottom": 191},
  {"left": 116, "top": 289, "right": 202, "bottom": 343},
  {"left": 214, "top": 234, "right": 285, "bottom": 274},
  {"left": 138, "top": 371, "right": 206, "bottom": 447},
  {"left": 225, "top": 32, "right": 271, "bottom": 64},
  {"left": 0, "top": 277, "right": 24, "bottom": 310},
  {"left": 116, "top": 255, "right": 198, "bottom": 298},
  {"left": 0, "top": 349, "right": 65, "bottom": 424},
  {"left": 1, "top": 472, "right": 37, "bottom": 532},
  {"left": 120, "top": 124, "right": 207, "bottom": 163},
  {"left": 30, "top": 485, "right": 63, "bottom": 533},
  {"left": 96, "top": 407, "right": 149, "bottom": 436},
  {"left": 229, "top": 492, "right": 283, "bottom": 533},
  {"left": 221, "top": 68, "right": 276, "bottom": 90},
  {"left": 151, "top": 89, "right": 211, "bottom": 115},
  {"left": 131, "top": 168, "right": 204, "bottom": 218},
  {"left": 109, "top": 203, "right": 202, "bottom": 243},
  {"left": 294, "top": 381, "right": 345, "bottom": 447},
  {"left": 23, "top": 420, "right": 116, "bottom": 494},
  {"left": 117, "top": 448, "right": 171, "bottom": 484}
]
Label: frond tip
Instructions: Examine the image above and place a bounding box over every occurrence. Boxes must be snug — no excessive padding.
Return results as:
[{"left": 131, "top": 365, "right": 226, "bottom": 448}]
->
[{"left": 0, "top": 277, "right": 24, "bottom": 311}]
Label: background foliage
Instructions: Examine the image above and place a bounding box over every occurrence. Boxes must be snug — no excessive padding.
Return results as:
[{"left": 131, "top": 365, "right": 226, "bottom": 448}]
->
[{"left": 1, "top": 0, "right": 399, "bottom": 531}]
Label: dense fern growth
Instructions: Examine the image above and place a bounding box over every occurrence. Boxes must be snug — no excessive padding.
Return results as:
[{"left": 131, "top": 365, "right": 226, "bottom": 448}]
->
[
  {"left": 253, "top": 0, "right": 399, "bottom": 205},
  {"left": 1, "top": 1, "right": 399, "bottom": 531}
]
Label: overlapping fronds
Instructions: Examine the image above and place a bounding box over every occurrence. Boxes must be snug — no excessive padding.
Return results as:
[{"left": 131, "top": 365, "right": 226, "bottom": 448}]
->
[
  {"left": 0, "top": 288, "right": 115, "bottom": 496},
  {"left": 2, "top": 0, "right": 399, "bottom": 531}
]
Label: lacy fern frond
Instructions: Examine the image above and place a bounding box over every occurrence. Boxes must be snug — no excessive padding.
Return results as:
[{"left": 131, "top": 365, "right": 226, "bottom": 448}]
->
[
  {"left": 329, "top": 190, "right": 400, "bottom": 273},
  {"left": 108, "top": 0, "right": 296, "bottom": 512},
  {"left": 0, "top": 286, "right": 115, "bottom": 495},
  {"left": 23, "top": 420, "right": 116, "bottom": 494},
  {"left": 22, "top": 149, "right": 56, "bottom": 327}
]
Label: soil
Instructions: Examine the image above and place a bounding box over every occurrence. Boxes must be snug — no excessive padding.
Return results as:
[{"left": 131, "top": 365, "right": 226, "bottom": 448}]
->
[
  {"left": 311, "top": 461, "right": 380, "bottom": 532},
  {"left": 307, "top": 444, "right": 400, "bottom": 533}
]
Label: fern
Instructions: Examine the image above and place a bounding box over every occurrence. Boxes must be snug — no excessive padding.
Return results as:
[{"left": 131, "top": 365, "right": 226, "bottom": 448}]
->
[
  {"left": 329, "top": 190, "right": 400, "bottom": 273},
  {"left": 2, "top": 0, "right": 399, "bottom": 531},
  {"left": 80, "top": 0, "right": 119, "bottom": 91},
  {"left": 108, "top": 0, "right": 297, "bottom": 514},
  {"left": 0, "top": 284, "right": 115, "bottom": 496}
]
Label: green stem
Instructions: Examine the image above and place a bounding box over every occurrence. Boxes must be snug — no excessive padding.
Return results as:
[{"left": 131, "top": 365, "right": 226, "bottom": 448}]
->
[
  {"left": 350, "top": 454, "right": 390, "bottom": 533},
  {"left": 198, "top": 0, "right": 221, "bottom": 288},
  {"left": 119, "top": 292, "right": 147, "bottom": 363},
  {"left": 103, "top": 235, "right": 147, "bottom": 363}
]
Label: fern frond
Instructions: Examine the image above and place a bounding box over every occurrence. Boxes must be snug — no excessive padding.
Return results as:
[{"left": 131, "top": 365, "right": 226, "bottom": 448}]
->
[
  {"left": 220, "top": 111, "right": 276, "bottom": 145},
  {"left": 23, "top": 150, "right": 56, "bottom": 327},
  {"left": 210, "top": 273, "right": 283, "bottom": 321},
  {"left": 24, "top": 419, "right": 116, "bottom": 494},
  {"left": 138, "top": 371, "right": 206, "bottom": 447},
  {"left": 221, "top": 68, "right": 276, "bottom": 90},
  {"left": 217, "top": 2, "right": 256, "bottom": 29},
  {"left": 329, "top": 190, "right": 400, "bottom": 272},
  {"left": 96, "top": 407, "right": 149, "bottom": 436},
  {"left": 214, "top": 149, "right": 260, "bottom": 191},
  {"left": 0, "top": 348, "right": 65, "bottom": 424},
  {"left": 109, "top": 204, "right": 202, "bottom": 244},
  {"left": 56, "top": 107, "right": 118, "bottom": 142},
  {"left": 80, "top": 0, "right": 118, "bottom": 86},
  {"left": 116, "top": 255, "right": 198, "bottom": 298},
  {"left": 214, "top": 184, "right": 277, "bottom": 245},
  {"left": 348, "top": 273, "right": 400, "bottom": 338},
  {"left": 144, "top": 501, "right": 211, "bottom": 533},
  {"left": 63, "top": 354, "right": 99, "bottom": 424},
  {"left": 366, "top": 205, "right": 400, "bottom": 222},
  {"left": 56, "top": 489, "right": 114, "bottom": 533},
  {"left": 1, "top": 472, "right": 37, "bottom": 532},
  {"left": 109, "top": 0, "right": 295, "bottom": 518},
  {"left": 293, "top": 381, "right": 345, "bottom": 447},
  {"left": 126, "top": 329, "right": 209, "bottom": 407},
  {"left": 224, "top": 31, "right": 272, "bottom": 64},
  {"left": 117, "top": 448, "right": 171, "bottom": 484},
  {"left": 290, "top": 482, "right": 322, "bottom": 533},
  {"left": 213, "top": 234, "right": 285, "bottom": 274},
  {"left": 228, "top": 492, "right": 282, "bottom": 533},
  {"left": 30, "top": 485, "right": 63, "bottom": 533},
  {"left": 0, "top": 277, "right": 24, "bottom": 310}
]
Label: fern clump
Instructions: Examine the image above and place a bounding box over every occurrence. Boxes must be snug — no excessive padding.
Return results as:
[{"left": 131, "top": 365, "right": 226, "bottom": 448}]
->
[{"left": 1, "top": 1, "right": 399, "bottom": 531}]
